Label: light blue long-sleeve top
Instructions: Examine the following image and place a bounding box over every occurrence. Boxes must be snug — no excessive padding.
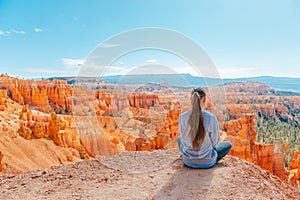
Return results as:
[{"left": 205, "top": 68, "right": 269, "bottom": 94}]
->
[{"left": 178, "top": 110, "right": 220, "bottom": 168}]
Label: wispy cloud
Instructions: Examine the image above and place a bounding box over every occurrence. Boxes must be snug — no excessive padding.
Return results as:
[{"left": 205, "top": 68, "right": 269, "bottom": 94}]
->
[
  {"left": 0, "top": 27, "right": 43, "bottom": 37},
  {"left": 61, "top": 58, "right": 84, "bottom": 69},
  {"left": 100, "top": 43, "right": 120, "bottom": 48},
  {"left": 0, "top": 29, "right": 26, "bottom": 36},
  {"left": 77, "top": 60, "right": 128, "bottom": 77},
  {"left": 11, "top": 29, "right": 26, "bottom": 34},
  {"left": 59, "top": 58, "right": 84, "bottom": 76},
  {"left": 19, "top": 58, "right": 85, "bottom": 78},
  {"left": 34, "top": 28, "right": 42, "bottom": 32},
  {"left": 0, "top": 30, "right": 6, "bottom": 36},
  {"left": 146, "top": 58, "right": 157, "bottom": 63}
]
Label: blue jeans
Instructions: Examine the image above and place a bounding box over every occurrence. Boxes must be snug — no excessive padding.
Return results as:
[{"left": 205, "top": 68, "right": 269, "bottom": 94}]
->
[
  {"left": 214, "top": 141, "right": 232, "bottom": 162},
  {"left": 177, "top": 137, "right": 232, "bottom": 162}
]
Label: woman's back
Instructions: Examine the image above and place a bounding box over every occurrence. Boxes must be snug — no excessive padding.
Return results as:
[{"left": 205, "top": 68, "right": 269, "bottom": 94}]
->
[
  {"left": 177, "top": 87, "right": 231, "bottom": 168},
  {"left": 178, "top": 110, "right": 220, "bottom": 168}
]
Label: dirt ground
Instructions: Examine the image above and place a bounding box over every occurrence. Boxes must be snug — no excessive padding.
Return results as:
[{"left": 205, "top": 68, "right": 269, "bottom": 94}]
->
[{"left": 0, "top": 149, "right": 299, "bottom": 200}]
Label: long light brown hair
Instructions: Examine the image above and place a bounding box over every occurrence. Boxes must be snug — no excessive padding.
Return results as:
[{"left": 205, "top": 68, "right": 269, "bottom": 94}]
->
[{"left": 188, "top": 88, "right": 206, "bottom": 147}]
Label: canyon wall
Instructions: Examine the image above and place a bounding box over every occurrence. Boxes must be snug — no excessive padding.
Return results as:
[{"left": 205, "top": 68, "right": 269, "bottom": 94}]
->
[
  {"left": 289, "top": 152, "right": 300, "bottom": 187},
  {"left": 0, "top": 75, "right": 298, "bottom": 188},
  {"left": 0, "top": 90, "right": 81, "bottom": 174},
  {"left": 129, "top": 93, "right": 160, "bottom": 108},
  {"left": 224, "top": 114, "right": 287, "bottom": 181},
  {"left": 18, "top": 106, "right": 124, "bottom": 158},
  {"left": 0, "top": 75, "right": 72, "bottom": 113}
]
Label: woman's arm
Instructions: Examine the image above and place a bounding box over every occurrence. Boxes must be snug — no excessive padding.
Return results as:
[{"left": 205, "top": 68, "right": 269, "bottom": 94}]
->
[{"left": 210, "top": 115, "right": 220, "bottom": 148}]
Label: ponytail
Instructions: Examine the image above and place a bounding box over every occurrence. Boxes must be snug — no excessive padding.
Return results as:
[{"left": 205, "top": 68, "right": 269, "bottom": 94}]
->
[{"left": 188, "top": 88, "right": 206, "bottom": 147}]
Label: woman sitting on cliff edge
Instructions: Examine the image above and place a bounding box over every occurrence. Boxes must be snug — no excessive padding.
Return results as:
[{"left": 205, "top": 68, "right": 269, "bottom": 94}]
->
[{"left": 177, "top": 88, "right": 232, "bottom": 168}]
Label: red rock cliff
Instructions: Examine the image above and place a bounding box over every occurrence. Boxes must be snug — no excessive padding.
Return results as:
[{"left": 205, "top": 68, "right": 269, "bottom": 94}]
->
[
  {"left": 129, "top": 93, "right": 160, "bottom": 108},
  {"left": 0, "top": 92, "right": 82, "bottom": 173},
  {"left": 273, "top": 142, "right": 287, "bottom": 181},
  {"left": 224, "top": 114, "right": 287, "bottom": 180},
  {"left": 288, "top": 151, "right": 300, "bottom": 187},
  {"left": 0, "top": 75, "right": 72, "bottom": 113}
]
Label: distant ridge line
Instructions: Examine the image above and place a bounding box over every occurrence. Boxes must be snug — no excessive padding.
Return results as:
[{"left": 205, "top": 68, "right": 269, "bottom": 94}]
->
[{"left": 45, "top": 74, "right": 300, "bottom": 94}]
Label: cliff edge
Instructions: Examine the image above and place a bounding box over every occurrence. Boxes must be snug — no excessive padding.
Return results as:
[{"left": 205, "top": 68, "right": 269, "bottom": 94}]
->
[{"left": 0, "top": 149, "right": 299, "bottom": 200}]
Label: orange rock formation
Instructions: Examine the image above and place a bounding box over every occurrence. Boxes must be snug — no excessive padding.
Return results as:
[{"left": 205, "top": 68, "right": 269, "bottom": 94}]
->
[
  {"left": 129, "top": 93, "right": 160, "bottom": 108},
  {"left": 0, "top": 75, "right": 72, "bottom": 113},
  {"left": 0, "top": 91, "right": 81, "bottom": 173},
  {"left": 224, "top": 114, "right": 287, "bottom": 180},
  {"left": 15, "top": 104, "right": 125, "bottom": 158},
  {"left": 289, "top": 152, "right": 300, "bottom": 187},
  {"left": 47, "top": 80, "right": 73, "bottom": 113},
  {"left": 160, "top": 109, "right": 180, "bottom": 139},
  {"left": 0, "top": 75, "right": 297, "bottom": 190},
  {"left": 273, "top": 142, "right": 287, "bottom": 180}
]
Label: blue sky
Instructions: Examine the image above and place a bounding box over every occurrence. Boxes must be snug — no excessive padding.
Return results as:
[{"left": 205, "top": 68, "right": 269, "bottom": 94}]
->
[{"left": 1, "top": 0, "right": 300, "bottom": 78}]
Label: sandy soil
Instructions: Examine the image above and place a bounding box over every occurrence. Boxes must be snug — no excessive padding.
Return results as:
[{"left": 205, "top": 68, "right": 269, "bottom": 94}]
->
[{"left": 0, "top": 149, "right": 299, "bottom": 200}]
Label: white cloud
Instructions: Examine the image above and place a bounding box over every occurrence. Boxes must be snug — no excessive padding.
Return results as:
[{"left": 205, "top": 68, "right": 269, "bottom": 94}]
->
[
  {"left": 11, "top": 29, "right": 26, "bottom": 34},
  {"left": 100, "top": 43, "right": 120, "bottom": 48},
  {"left": 59, "top": 58, "right": 85, "bottom": 76},
  {"left": 0, "top": 30, "right": 6, "bottom": 36},
  {"left": 20, "top": 58, "right": 85, "bottom": 78},
  {"left": 146, "top": 58, "right": 157, "bottom": 63},
  {"left": 0, "top": 29, "right": 26, "bottom": 36},
  {"left": 0, "top": 30, "right": 12, "bottom": 36},
  {"left": 61, "top": 58, "right": 84, "bottom": 68},
  {"left": 34, "top": 28, "right": 42, "bottom": 32},
  {"left": 78, "top": 60, "right": 130, "bottom": 77}
]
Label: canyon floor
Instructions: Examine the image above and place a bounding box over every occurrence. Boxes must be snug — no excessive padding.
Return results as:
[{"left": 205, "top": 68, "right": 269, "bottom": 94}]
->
[{"left": 0, "top": 149, "right": 299, "bottom": 200}]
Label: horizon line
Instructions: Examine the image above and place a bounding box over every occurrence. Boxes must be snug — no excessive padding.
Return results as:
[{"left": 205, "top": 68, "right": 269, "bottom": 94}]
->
[{"left": 3, "top": 73, "right": 300, "bottom": 80}]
